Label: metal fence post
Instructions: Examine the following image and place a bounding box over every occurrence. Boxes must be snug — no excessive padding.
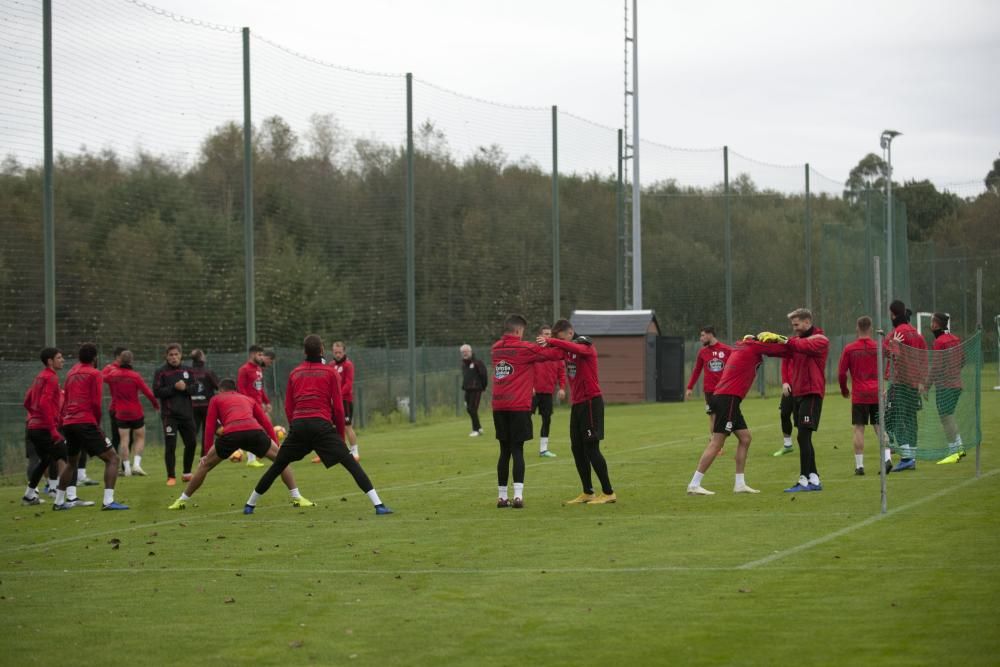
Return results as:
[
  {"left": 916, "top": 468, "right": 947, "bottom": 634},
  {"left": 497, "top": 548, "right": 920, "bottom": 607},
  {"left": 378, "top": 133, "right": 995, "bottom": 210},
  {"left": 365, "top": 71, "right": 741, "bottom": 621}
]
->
[
  {"left": 43, "top": 0, "right": 55, "bottom": 346},
  {"left": 805, "top": 163, "right": 812, "bottom": 311},
  {"left": 874, "top": 256, "right": 888, "bottom": 514},
  {"left": 242, "top": 27, "right": 255, "bottom": 349},
  {"left": 616, "top": 129, "right": 625, "bottom": 310},
  {"left": 551, "top": 105, "right": 560, "bottom": 322},
  {"left": 405, "top": 73, "right": 416, "bottom": 423},
  {"left": 723, "top": 146, "right": 733, "bottom": 343}
]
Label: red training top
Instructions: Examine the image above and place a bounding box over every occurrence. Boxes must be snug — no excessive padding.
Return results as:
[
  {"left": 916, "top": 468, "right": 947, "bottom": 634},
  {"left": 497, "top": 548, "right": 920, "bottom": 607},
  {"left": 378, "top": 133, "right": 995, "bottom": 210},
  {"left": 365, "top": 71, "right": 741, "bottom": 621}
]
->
[
  {"left": 713, "top": 340, "right": 790, "bottom": 399},
  {"left": 330, "top": 356, "right": 355, "bottom": 402},
  {"left": 838, "top": 337, "right": 879, "bottom": 404},
  {"left": 238, "top": 360, "right": 270, "bottom": 406},
  {"left": 931, "top": 332, "right": 963, "bottom": 389},
  {"left": 544, "top": 337, "right": 602, "bottom": 404},
  {"left": 490, "top": 334, "right": 563, "bottom": 411},
  {"left": 687, "top": 341, "right": 733, "bottom": 393},
  {"left": 203, "top": 391, "right": 277, "bottom": 453},
  {"left": 780, "top": 357, "right": 793, "bottom": 386},
  {"left": 884, "top": 323, "right": 928, "bottom": 387},
  {"left": 24, "top": 367, "right": 63, "bottom": 440},
  {"left": 61, "top": 363, "right": 104, "bottom": 426},
  {"left": 533, "top": 357, "right": 567, "bottom": 395},
  {"left": 786, "top": 326, "right": 830, "bottom": 398},
  {"left": 106, "top": 365, "right": 159, "bottom": 421},
  {"left": 285, "top": 359, "right": 345, "bottom": 437}
]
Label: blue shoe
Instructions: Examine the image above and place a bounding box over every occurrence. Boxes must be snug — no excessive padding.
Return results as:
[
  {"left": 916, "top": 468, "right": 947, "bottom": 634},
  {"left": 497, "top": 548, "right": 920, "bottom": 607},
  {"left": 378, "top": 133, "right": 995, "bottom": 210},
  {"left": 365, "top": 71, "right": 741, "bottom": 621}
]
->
[
  {"left": 806, "top": 483, "right": 823, "bottom": 491},
  {"left": 374, "top": 504, "right": 393, "bottom": 515},
  {"left": 243, "top": 504, "right": 255, "bottom": 515},
  {"left": 784, "top": 483, "right": 810, "bottom": 493},
  {"left": 101, "top": 502, "right": 129, "bottom": 510},
  {"left": 53, "top": 502, "right": 73, "bottom": 511},
  {"left": 895, "top": 459, "right": 916, "bottom": 471}
]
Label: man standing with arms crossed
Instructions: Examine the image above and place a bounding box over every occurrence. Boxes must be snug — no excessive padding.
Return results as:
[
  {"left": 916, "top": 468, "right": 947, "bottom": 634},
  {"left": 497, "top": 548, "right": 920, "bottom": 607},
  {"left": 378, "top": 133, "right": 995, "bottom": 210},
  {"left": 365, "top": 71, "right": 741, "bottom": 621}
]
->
[
  {"left": 237, "top": 344, "right": 269, "bottom": 468},
  {"left": 838, "top": 316, "right": 891, "bottom": 476},
  {"left": 533, "top": 324, "right": 566, "bottom": 458},
  {"left": 460, "top": 344, "right": 488, "bottom": 437}
]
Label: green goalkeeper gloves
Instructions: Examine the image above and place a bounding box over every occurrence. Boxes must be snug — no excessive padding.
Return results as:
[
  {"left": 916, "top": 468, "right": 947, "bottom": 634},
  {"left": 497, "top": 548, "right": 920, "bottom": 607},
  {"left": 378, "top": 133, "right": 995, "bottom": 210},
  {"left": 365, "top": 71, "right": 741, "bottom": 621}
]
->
[{"left": 757, "top": 332, "right": 789, "bottom": 344}]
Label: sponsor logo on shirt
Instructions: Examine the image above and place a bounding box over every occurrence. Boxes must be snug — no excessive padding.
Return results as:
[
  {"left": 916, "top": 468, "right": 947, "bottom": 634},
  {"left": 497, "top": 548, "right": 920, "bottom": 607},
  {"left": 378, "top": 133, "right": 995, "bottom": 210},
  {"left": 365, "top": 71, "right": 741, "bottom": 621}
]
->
[
  {"left": 494, "top": 360, "right": 513, "bottom": 380},
  {"left": 566, "top": 362, "right": 577, "bottom": 379},
  {"left": 708, "top": 358, "right": 724, "bottom": 372}
]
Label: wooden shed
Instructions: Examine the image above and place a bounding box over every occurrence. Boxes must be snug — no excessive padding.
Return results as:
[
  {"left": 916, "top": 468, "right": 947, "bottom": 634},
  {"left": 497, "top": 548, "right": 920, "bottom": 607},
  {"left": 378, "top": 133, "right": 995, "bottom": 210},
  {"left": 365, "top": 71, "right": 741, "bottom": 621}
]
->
[{"left": 570, "top": 310, "right": 684, "bottom": 403}]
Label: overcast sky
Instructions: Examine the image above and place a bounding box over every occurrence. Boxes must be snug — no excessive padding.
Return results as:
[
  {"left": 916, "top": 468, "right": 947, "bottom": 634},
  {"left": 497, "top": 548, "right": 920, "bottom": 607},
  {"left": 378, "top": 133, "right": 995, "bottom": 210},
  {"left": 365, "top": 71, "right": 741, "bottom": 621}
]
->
[{"left": 147, "top": 0, "right": 999, "bottom": 195}]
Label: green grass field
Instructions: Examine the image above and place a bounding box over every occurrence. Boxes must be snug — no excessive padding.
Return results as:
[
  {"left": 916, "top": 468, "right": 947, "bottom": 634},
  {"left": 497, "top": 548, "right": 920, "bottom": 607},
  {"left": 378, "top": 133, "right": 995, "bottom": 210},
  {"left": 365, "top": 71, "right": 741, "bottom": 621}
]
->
[{"left": 3, "top": 389, "right": 998, "bottom": 666}]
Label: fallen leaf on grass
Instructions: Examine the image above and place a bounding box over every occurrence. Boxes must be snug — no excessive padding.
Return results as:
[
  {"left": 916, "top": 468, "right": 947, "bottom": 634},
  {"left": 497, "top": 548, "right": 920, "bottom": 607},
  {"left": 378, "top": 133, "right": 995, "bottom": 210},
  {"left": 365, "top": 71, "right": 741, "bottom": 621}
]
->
[
  {"left": 289, "top": 640, "right": 304, "bottom": 649},
  {"left": 739, "top": 588, "right": 752, "bottom": 593},
  {"left": 224, "top": 597, "right": 236, "bottom": 604}
]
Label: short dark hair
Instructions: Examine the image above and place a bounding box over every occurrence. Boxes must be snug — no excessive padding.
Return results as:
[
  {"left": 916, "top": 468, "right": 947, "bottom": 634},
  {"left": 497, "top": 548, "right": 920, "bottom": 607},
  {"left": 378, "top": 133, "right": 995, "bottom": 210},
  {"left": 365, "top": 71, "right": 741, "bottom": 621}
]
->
[
  {"left": 551, "top": 319, "right": 573, "bottom": 336},
  {"left": 889, "top": 300, "right": 908, "bottom": 320},
  {"left": 190, "top": 348, "right": 205, "bottom": 363},
  {"left": 856, "top": 316, "right": 872, "bottom": 332},
  {"left": 700, "top": 326, "right": 716, "bottom": 336},
  {"left": 165, "top": 343, "right": 181, "bottom": 355},
  {"left": 503, "top": 314, "right": 528, "bottom": 333},
  {"left": 248, "top": 344, "right": 264, "bottom": 354},
  {"left": 538, "top": 323, "right": 552, "bottom": 334},
  {"left": 932, "top": 312, "right": 950, "bottom": 330},
  {"left": 78, "top": 342, "right": 98, "bottom": 364},
  {"left": 263, "top": 349, "right": 276, "bottom": 360},
  {"left": 303, "top": 334, "right": 323, "bottom": 358},
  {"left": 40, "top": 347, "right": 61, "bottom": 365},
  {"left": 219, "top": 378, "right": 237, "bottom": 391}
]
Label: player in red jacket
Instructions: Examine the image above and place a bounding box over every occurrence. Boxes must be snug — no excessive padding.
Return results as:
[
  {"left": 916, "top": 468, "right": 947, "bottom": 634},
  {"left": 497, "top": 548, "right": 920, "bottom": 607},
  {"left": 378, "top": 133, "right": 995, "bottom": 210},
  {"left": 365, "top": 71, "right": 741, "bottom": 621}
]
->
[
  {"left": 236, "top": 344, "right": 269, "bottom": 467},
  {"left": 685, "top": 326, "right": 733, "bottom": 432},
  {"left": 541, "top": 319, "right": 617, "bottom": 504},
  {"left": 22, "top": 347, "right": 67, "bottom": 506},
  {"left": 106, "top": 350, "right": 159, "bottom": 476},
  {"left": 167, "top": 378, "right": 312, "bottom": 510},
  {"left": 533, "top": 324, "right": 567, "bottom": 459},
  {"left": 491, "top": 314, "right": 564, "bottom": 508},
  {"left": 884, "top": 300, "right": 928, "bottom": 470},
  {"left": 837, "top": 316, "right": 891, "bottom": 476},
  {"left": 330, "top": 341, "right": 360, "bottom": 461},
  {"left": 684, "top": 335, "right": 790, "bottom": 495},
  {"left": 929, "top": 312, "right": 965, "bottom": 462},
  {"left": 244, "top": 335, "right": 392, "bottom": 515},
  {"left": 56, "top": 343, "right": 127, "bottom": 510}
]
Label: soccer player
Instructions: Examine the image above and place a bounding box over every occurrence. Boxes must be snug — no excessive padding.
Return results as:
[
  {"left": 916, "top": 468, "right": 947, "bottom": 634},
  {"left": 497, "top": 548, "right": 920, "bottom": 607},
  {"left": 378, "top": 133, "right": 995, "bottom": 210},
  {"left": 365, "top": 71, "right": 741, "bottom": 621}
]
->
[
  {"left": 106, "top": 350, "right": 159, "bottom": 476},
  {"left": 22, "top": 347, "right": 67, "bottom": 506},
  {"left": 56, "top": 343, "right": 128, "bottom": 510},
  {"left": 884, "top": 300, "right": 927, "bottom": 471},
  {"left": 244, "top": 335, "right": 392, "bottom": 516},
  {"left": 773, "top": 357, "right": 796, "bottom": 456},
  {"left": 153, "top": 343, "right": 198, "bottom": 486},
  {"left": 685, "top": 326, "right": 732, "bottom": 431},
  {"left": 929, "top": 312, "right": 965, "bottom": 463},
  {"left": 101, "top": 346, "right": 126, "bottom": 453},
  {"left": 490, "top": 314, "right": 564, "bottom": 508},
  {"left": 189, "top": 349, "right": 221, "bottom": 456},
  {"left": 168, "top": 379, "right": 312, "bottom": 510},
  {"left": 540, "top": 319, "right": 616, "bottom": 504},
  {"left": 685, "top": 335, "right": 790, "bottom": 496},
  {"left": 331, "top": 341, "right": 360, "bottom": 461},
  {"left": 837, "top": 316, "right": 890, "bottom": 475},
  {"left": 532, "top": 324, "right": 566, "bottom": 458},
  {"left": 460, "top": 344, "right": 488, "bottom": 437},
  {"left": 237, "top": 344, "right": 270, "bottom": 467},
  {"left": 762, "top": 308, "right": 830, "bottom": 492}
]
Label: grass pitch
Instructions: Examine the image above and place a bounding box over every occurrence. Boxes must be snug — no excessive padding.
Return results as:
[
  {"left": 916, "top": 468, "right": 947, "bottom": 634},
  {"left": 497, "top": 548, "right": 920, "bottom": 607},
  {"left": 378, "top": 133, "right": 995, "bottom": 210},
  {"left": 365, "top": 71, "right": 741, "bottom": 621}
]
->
[{"left": 2, "top": 389, "right": 998, "bottom": 666}]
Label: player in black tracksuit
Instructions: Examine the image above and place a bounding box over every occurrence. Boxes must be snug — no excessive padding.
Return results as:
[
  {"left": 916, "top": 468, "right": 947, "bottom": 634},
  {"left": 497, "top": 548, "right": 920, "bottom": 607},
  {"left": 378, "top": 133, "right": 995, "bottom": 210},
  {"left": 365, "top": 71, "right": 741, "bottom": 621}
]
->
[
  {"left": 188, "top": 349, "right": 221, "bottom": 456},
  {"left": 153, "top": 344, "right": 198, "bottom": 482},
  {"left": 460, "top": 345, "right": 489, "bottom": 435}
]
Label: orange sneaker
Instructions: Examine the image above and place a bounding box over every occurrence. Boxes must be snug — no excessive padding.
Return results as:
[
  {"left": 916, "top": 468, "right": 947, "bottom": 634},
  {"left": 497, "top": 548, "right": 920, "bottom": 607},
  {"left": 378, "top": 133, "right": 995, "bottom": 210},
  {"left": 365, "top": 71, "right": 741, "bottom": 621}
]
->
[
  {"left": 181, "top": 473, "right": 193, "bottom": 482},
  {"left": 166, "top": 477, "right": 177, "bottom": 487},
  {"left": 229, "top": 450, "right": 243, "bottom": 462}
]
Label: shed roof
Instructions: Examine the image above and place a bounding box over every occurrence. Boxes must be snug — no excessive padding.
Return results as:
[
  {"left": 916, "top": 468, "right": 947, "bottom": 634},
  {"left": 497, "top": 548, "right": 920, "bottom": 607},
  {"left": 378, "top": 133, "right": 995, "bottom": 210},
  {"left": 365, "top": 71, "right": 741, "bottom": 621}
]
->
[{"left": 570, "top": 310, "right": 660, "bottom": 336}]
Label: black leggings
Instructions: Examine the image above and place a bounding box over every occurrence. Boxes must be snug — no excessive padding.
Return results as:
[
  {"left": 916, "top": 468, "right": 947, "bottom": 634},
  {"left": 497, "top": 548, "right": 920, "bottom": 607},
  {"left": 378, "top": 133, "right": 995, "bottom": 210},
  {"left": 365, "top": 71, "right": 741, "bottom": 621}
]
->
[
  {"left": 497, "top": 441, "right": 525, "bottom": 486},
  {"left": 571, "top": 438, "right": 613, "bottom": 495},
  {"left": 780, "top": 395, "right": 794, "bottom": 437},
  {"left": 797, "top": 428, "right": 818, "bottom": 477},
  {"left": 164, "top": 418, "right": 197, "bottom": 477},
  {"left": 254, "top": 443, "right": 373, "bottom": 496}
]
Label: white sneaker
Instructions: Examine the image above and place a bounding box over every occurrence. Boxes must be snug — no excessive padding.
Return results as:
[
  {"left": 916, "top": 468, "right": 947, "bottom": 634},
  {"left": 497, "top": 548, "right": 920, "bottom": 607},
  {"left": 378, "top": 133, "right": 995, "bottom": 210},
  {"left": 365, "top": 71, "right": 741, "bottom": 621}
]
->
[
  {"left": 686, "top": 485, "right": 715, "bottom": 496},
  {"left": 123, "top": 468, "right": 132, "bottom": 477},
  {"left": 132, "top": 465, "right": 147, "bottom": 476},
  {"left": 477, "top": 428, "right": 484, "bottom": 435},
  {"left": 469, "top": 431, "right": 481, "bottom": 437},
  {"left": 733, "top": 484, "right": 760, "bottom": 494}
]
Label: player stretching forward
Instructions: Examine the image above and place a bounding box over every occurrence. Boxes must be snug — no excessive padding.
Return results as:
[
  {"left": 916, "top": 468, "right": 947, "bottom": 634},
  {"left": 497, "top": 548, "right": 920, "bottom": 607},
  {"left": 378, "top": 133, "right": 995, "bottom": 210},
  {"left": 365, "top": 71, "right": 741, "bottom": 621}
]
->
[
  {"left": 533, "top": 324, "right": 567, "bottom": 458},
  {"left": 541, "top": 319, "right": 616, "bottom": 504},
  {"left": 686, "top": 336, "right": 790, "bottom": 495},
  {"left": 245, "top": 335, "right": 392, "bottom": 515},
  {"left": 168, "top": 379, "right": 312, "bottom": 510},
  {"left": 837, "top": 316, "right": 890, "bottom": 475},
  {"left": 56, "top": 343, "right": 127, "bottom": 510}
]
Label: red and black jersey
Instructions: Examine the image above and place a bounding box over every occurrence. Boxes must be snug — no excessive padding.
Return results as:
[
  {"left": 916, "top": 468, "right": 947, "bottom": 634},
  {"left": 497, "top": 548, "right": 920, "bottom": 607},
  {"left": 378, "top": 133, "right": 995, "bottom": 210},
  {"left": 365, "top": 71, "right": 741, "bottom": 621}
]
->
[
  {"left": 189, "top": 363, "right": 221, "bottom": 408},
  {"left": 330, "top": 356, "right": 355, "bottom": 402},
  {"left": 931, "top": 332, "right": 963, "bottom": 389},
  {"left": 101, "top": 361, "right": 119, "bottom": 380},
  {"left": 153, "top": 363, "right": 195, "bottom": 420},
  {"left": 285, "top": 358, "right": 345, "bottom": 437},
  {"left": 490, "top": 334, "right": 563, "bottom": 411},
  {"left": 533, "top": 357, "right": 567, "bottom": 395},
  {"left": 838, "top": 338, "right": 879, "bottom": 404},
  {"left": 61, "top": 363, "right": 103, "bottom": 426},
  {"left": 713, "top": 340, "right": 790, "bottom": 399},
  {"left": 203, "top": 391, "right": 277, "bottom": 453},
  {"left": 544, "top": 337, "right": 601, "bottom": 404},
  {"left": 687, "top": 341, "right": 733, "bottom": 393},
  {"left": 884, "top": 323, "right": 928, "bottom": 387},
  {"left": 238, "top": 360, "right": 270, "bottom": 406},
  {"left": 780, "top": 357, "right": 793, "bottom": 386},
  {"left": 107, "top": 365, "right": 159, "bottom": 421},
  {"left": 786, "top": 326, "right": 830, "bottom": 398},
  {"left": 24, "top": 367, "right": 63, "bottom": 440}
]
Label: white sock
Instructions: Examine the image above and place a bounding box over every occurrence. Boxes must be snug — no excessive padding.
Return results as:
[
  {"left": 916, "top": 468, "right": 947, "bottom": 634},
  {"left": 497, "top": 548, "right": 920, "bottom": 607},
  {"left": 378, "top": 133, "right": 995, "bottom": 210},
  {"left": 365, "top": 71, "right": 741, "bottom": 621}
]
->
[
  {"left": 77, "top": 467, "right": 86, "bottom": 480},
  {"left": 67, "top": 485, "right": 77, "bottom": 499},
  {"left": 956, "top": 435, "right": 964, "bottom": 447},
  {"left": 366, "top": 489, "right": 382, "bottom": 506},
  {"left": 808, "top": 473, "right": 820, "bottom": 486},
  {"left": 24, "top": 485, "right": 37, "bottom": 499},
  {"left": 289, "top": 487, "right": 301, "bottom": 499},
  {"left": 901, "top": 444, "right": 913, "bottom": 459},
  {"left": 735, "top": 473, "right": 745, "bottom": 487},
  {"left": 855, "top": 454, "right": 864, "bottom": 468},
  {"left": 783, "top": 436, "right": 793, "bottom": 448},
  {"left": 103, "top": 488, "right": 114, "bottom": 505},
  {"left": 180, "top": 492, "right": 190, "bottom": 501},
  {"left": 134, "top": 455, "right": 142, "bottom": 468},
  {"left": 247, "top": 491, "right": 262, "bottom": 506},
  {"left": 55, "top": 489, "right": 66, "bottom": 505},
  {"left": 690, "top": 471, "right": 705, "bottom": 488},
  {"left": 48, "top": 477, "right": 58, "bottom": 489},
  {"left": 123, "top": 461, "right": 131, "bottom": 474},
  {"left": 513, "top": 483, "right": 524, "bottom": 499},
  {"left": 350, "top": 445, "right": 359, "bottom": 456},
  {"left": 540, "top": 437, "right": 549, "bottom": 452},
  {"left": 498, "top": 485, "right": 508, "bottom": 500},
  {"left": 884, "top": 448, "right": 892, "bottom": 462},
  {"left": 247, "top": 452, "right": 257, "bottom": 463}
]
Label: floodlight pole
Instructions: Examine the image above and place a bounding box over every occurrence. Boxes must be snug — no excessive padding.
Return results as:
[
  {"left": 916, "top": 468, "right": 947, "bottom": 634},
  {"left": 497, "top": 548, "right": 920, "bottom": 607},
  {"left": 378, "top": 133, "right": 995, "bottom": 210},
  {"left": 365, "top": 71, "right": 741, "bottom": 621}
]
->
[
  {"left": 42, "top": 0, "right": 55, "bottom": 346},
  {"left": 874, "top": 256, "right": 888, "bottom": 514},
  {"left": 881, "top": 130, "right": 901, "bottom": 305},
  {"left": 630, "top": 0, "right": 642, "bottom": 309}
]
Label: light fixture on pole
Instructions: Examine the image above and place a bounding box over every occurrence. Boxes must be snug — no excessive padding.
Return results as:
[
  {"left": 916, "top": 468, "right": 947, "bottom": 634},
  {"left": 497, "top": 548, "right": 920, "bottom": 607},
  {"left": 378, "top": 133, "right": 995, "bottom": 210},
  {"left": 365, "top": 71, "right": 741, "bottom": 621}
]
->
[{"left": 880, "top": 129, "right": 901, "bottom": 304}]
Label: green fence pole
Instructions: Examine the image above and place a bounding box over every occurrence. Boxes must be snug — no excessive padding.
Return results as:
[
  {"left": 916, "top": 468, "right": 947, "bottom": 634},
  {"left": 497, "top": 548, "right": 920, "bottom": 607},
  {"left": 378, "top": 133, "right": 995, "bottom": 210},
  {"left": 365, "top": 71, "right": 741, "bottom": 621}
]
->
[
  {"left": 616, "top": 129, "right": 624, "bottom": 310},
  {"left": 551, "top": 105, "right": 560, "bottom": 322},
  {"left": 242, "top": 27, "right": 255, "bottom": 349},
  {"left": 42, "top": 0, "right": 55, "bottom": 346},
  {"left": 864, "top": 188, "right": 873, "bottom": 314},
  {"left": 805, "top": 163, "right": 812, "bottom": 311},
  {"left": 406, "top": 73, "right": 416, "bottom": 423},
  {"left": 723, "top": 146, "right": 733, "bottom": 343}
]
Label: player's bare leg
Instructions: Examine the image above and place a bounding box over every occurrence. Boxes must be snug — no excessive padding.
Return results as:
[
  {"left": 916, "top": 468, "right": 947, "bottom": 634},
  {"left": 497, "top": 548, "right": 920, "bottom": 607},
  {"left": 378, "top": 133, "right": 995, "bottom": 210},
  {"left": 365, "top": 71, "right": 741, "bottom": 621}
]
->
[
  {"left": 130, "top": 426, "right": 147, "bottom": 475},
  {"left": 731, "top": 429, "right": 759, "bottom": 493},
  {"left": 687, "top": 432, "right": 726, "bottom": 495},
  {"left": 853, "top": 424, "right": 866, "bottom": 474},
  {"left": 118, "top": 427, "right": 133, "bottom": 475}
]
